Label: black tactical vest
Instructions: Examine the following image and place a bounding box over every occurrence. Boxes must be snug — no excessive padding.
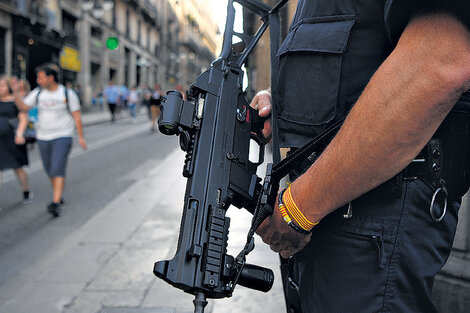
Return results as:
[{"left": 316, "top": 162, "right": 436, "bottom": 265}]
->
[{"left": 275, "top": 0, "right": 470, "bottom": 148}]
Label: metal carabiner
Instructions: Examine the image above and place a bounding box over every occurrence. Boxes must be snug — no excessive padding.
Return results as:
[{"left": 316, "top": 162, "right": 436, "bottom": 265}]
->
[{"left": 429, "top": 185, "right": 448, "bottom": 223}]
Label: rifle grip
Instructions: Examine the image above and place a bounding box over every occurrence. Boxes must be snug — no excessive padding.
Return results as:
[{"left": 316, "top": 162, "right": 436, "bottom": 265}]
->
[{"left": 253, "top": 203, "right": 274, "bottom": 231}]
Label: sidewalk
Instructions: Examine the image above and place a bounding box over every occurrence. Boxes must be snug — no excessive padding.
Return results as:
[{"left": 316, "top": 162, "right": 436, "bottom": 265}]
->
[
  {"left": 0, "top": 149, "right": 285, "bottom": 313},
  {"left": 80, "top": 105, "right": 150, "bottom": 126},
  {"left": 81, "top": 109, "right": 112, "bottom": 126}
]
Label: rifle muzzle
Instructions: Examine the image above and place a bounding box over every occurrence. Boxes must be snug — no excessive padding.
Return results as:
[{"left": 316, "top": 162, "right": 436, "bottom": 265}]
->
[{"left": 237, "top": 263, "right": 274, "bottom": 293}]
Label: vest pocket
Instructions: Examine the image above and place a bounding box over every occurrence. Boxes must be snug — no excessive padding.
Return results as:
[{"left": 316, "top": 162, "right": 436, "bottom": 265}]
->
[{"left": 276, "top": 16, "right": 355, "bottom": 131}]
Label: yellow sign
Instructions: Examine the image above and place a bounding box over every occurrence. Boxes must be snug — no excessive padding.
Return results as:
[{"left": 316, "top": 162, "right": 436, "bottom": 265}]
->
[{"left": 59, "top": 46, "right": 81, "bottom": 72}]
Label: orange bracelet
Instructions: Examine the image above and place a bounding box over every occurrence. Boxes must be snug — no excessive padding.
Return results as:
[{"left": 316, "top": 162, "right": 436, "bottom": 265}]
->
[
  {"left": 278, "top": 189, "right": 310, "bottom": 234},
  {"left": 283, "top": 186, "right": 318, "bottom": 232}
]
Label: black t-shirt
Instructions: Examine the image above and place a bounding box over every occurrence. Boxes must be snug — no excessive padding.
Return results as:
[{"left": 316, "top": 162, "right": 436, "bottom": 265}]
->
[
  {"left": 150, "top": 91, "right": 161, "bottom": 106},
  {"left": 0, "top": 101, "right": 19, "bottom": 137},
  {"left": 385, "top": 0, "right": 470, "bottom": 45},
  {"left": 0, "top": 100, "right": 19, "bottom": 119}
]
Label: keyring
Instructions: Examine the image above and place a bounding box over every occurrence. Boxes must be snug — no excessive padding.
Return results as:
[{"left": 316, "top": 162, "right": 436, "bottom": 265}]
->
[{"left": 429, "top": 186, "right": 447, "bottom": 223}]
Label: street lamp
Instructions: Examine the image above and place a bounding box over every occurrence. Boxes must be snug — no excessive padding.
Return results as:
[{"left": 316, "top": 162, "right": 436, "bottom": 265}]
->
[
  {"left": 81, "top": 0, "right": 114, "bottom": 19},
  {"left": 102, "top": 0, "right": 114, "bottom": 11},
  {"left": 82, "top": 1, "right": 94, "bottom": 11}
]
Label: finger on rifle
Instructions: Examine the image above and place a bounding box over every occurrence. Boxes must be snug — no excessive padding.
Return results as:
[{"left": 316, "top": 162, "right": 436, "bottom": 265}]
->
[
  {"left": 270, "top": 242, "right": 282, "bottom": 253},
  {"left": 280, "top": 246, "right": 296, "bottom": 258},
  {"left": 250, "top": 90, "right": 271, "bottom": 111}
]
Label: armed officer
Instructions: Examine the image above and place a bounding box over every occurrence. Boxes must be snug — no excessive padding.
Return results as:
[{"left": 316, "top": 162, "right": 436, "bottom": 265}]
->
[{"left": 253, "top": 0, "right": 470, "bottom": 312}]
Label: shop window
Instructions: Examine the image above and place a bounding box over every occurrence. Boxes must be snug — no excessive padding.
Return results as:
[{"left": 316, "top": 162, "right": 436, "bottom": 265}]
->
[
  {"left": 62, "top": 11, "right": 77, "bottom": 45},
  {"left": 91, "top": 26, "right": 102, "bottom": 39}
]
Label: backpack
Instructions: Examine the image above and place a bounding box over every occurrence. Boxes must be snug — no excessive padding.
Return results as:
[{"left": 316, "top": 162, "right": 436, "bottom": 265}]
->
[{"left": 34, "top": 86, "right": 71, "bottom": 112}]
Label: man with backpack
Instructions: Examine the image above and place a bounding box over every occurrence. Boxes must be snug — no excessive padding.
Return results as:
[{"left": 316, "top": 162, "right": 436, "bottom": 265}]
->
[{"left": 14, "top": 63, "right": 86, "bottom": 217}]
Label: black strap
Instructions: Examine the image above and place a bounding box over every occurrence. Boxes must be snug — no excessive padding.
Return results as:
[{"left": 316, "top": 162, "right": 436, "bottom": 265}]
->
[
  {"left": 237, "top": 0, "right": 289, "bottom": 262},
  {"left": 268, "top": 3, "right": 283, "bottom": 165},
  {"left": 35, "top": 86, "right": 71, "bottom": 113},
  {"left": 64, "top": 86, "right": 71, "bottom": 113},
  {"left": 34, "top": 88, "right": 42, "bottom": 107},
  {"left": 272, "top": 118, "right": 344, "bottom": 180}
]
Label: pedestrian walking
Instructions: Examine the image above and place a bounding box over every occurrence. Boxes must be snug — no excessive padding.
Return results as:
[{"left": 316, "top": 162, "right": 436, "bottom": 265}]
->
[
  {"left": 104, "top": 81, "right": 119, "bottom": 122},
  {"left": 142, "top": 86, "right": 152, "bottom": 120},
  {"left": 11, "top": 78, "right": 36, "bottom": 149},
  {"left": 117, "top": 85, "right": 129, "bottom": 119},
  {"left": 0, "top": 75, "right": 33, "bottom": 204},
  {"left": 252, "top": 1, "right": 470, "bottom": 313},
  {"left": 11, "top": 77, "right": 31, "bottom": 99},
  {"left": 14, "top": 63, "right": 87, "bottom": 217},
  {"left": 127, "top": 86, "right": 139, "bottom": 122},
  {"left": 149, "top": 83, "right": 161, "bottom": 132}
]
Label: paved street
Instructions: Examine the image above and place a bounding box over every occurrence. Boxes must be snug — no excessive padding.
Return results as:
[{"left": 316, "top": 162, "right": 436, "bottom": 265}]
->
[{"left": 0, "top": 112, "right": 285, "bottom": 313}]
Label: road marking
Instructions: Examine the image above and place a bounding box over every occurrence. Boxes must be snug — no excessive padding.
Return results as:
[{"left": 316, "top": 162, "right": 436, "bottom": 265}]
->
[{"left": 2, "top": 124, "right": 151, "bottom": 184}]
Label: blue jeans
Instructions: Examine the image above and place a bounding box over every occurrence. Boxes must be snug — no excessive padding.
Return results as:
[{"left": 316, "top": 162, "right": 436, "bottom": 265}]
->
[{"left": 129, "top": 103, "right": 137, "bottom": 118}]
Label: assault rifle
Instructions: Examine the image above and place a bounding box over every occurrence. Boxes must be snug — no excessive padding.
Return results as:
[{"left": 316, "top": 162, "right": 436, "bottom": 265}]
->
[{"left": 153, "top": 1, "right": 290, "bottom": 312}]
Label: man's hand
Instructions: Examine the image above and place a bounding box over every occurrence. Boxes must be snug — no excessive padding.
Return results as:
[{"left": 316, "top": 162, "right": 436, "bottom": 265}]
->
[
  {"left": 14, "top": 134, "right": 25, "bottom": 145},
  {"left": 249, "top": 90, "right": 272, "bottom": 139},
  {"left": 79, "top": 137, "right": 87, "bottom": 150},
  {"left": 256, "top": 192, "right": 312, "bottom": 258}
]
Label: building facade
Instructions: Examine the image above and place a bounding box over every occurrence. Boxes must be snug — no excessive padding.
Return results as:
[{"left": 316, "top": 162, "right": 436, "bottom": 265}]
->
[
  {"left": 0, "top": 0, "right": 221, "bottom": 108},
  {"left": 0, "top": 0, "right": 65, "bottom": 85},
  {"left": 167, "top": 0, "right": 221, "bottom": 92}
]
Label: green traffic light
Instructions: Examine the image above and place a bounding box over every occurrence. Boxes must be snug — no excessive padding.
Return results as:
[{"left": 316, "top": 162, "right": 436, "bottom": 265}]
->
[{"left": 106, "top": 37, "right": 119, "bottom": 50}]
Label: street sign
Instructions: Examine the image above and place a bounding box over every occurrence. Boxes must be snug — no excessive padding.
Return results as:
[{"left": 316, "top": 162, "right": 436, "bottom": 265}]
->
[{"left": 59, "top": 46, "right": 81, "bottom": 72}]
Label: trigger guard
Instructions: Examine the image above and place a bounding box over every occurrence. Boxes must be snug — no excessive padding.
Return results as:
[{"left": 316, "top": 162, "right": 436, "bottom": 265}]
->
[{"left": 250, "top": 130, "right": 265, "bottom": 165}]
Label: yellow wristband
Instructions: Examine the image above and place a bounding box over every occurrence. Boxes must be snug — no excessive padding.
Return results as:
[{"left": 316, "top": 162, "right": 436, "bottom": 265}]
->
[{"left": 283, "top": 186, "right": 318, "bottom": 231}]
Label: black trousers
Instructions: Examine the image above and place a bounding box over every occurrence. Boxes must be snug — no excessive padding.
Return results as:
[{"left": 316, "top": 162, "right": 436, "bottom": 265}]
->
[
  {"left": 108, "top": 102, "right": 117, "bottom": 119},
  {"left": 288, "top": 178, "right": 459, "bottom": 313}
]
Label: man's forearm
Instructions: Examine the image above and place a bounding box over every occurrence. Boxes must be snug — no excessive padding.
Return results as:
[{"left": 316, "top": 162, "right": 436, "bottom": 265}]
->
[
  {"left": 72, "top": 112, "right": 85, "bottom": 139},
  {"left": 14, "top": 93, "right": 30, "bottom": 111},
  {"left": 292, "top": 13, "right": 470, "bottom": 222},
  {"left": 76, "top": 119, "right": 84, "bottom": 139}
]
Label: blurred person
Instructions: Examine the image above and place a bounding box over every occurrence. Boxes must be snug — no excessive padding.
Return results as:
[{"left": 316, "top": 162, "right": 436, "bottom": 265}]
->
[
  {"left": 175, "top": 83, "right": 187, "bottom": 100},
  {"left": 14, "top": 63, "right": 87, "bottom": 217},
  {"left": 127, "top": 86, "right": 139, "bottom": 122},
  {"left": 142, "top": 86, "right": 152, "bottom": 120},
  {"left": 92, "top": 89, "right": 104, "bottom": 111},
  {"left": 149, "top": 83, "right": 161, "bottom": 131},
  {"left": 104, "top": 81, "right": 119, "bottom": 122},
  {"left": 11, "top": 77, "right": 31, "bottom": 99},
  {"left": 98, "top": 90, "right": 104, "bottom": 111},
  {"left": 0, "top": 75, "right": 33, "bottom": 203},
  {"left": 12, "top": 78, "right": 37, "bottom": 125},
  {"left": 116, "top": 85, "right": 128, "bottom": 119}
]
